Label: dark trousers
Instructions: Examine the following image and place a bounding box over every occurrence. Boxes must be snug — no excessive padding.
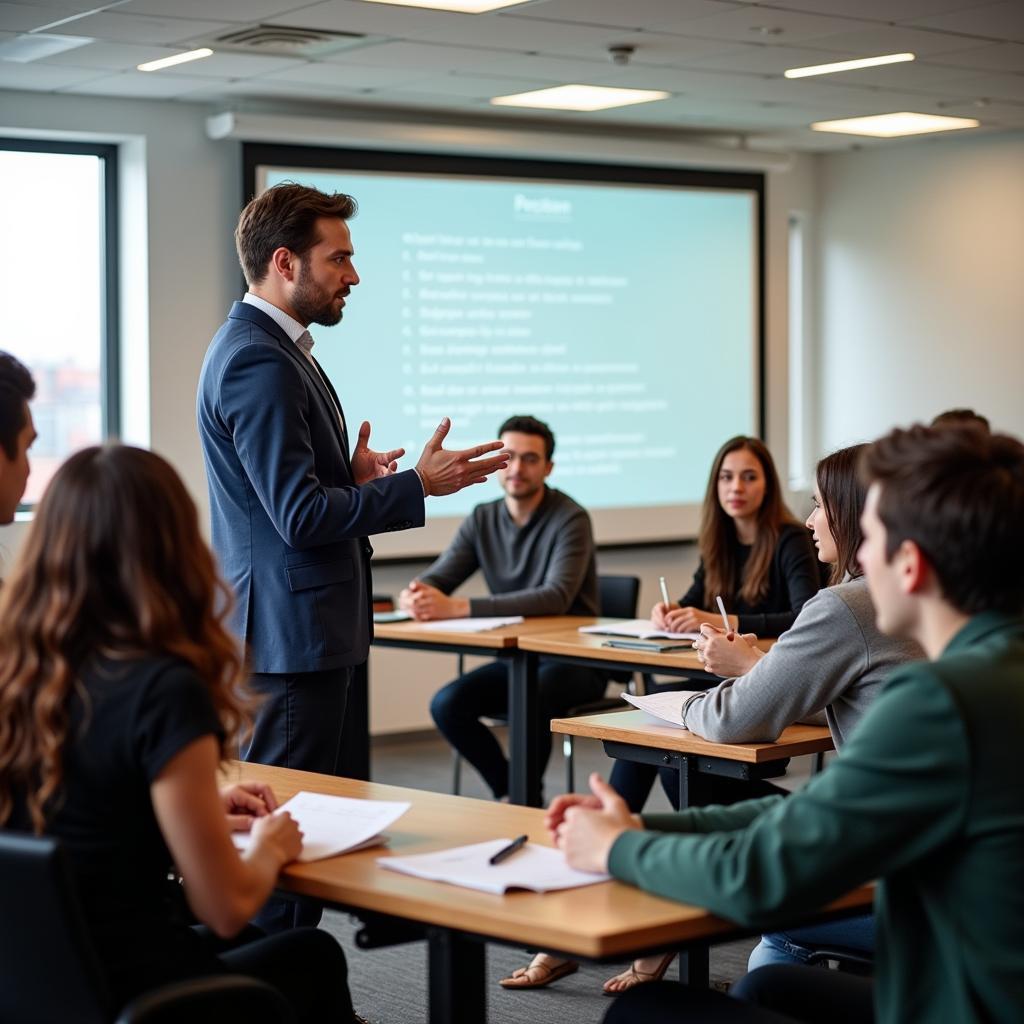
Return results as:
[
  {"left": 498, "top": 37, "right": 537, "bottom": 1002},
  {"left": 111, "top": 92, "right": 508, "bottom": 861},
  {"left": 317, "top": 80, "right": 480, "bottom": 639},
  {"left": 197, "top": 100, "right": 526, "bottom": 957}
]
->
[
  {"left": 603, "top": 967, "right": 875, "bottom": 1024},
  {"left": 242, "top": 667, "right": 353, "bottom": 931},
  {"left": 194, "top": 924, "right": 357, "bottom": 1024},
  {"left": 430, "top": 659, "right": 608, "bottom": 799}
]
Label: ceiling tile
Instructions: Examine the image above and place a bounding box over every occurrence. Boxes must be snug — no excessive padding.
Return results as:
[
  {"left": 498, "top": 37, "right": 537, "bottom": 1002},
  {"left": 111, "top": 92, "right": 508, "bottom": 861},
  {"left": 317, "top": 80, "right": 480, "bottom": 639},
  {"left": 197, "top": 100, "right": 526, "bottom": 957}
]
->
[
  {"left": 36, "top": 39, "right": 170, "bottom": 70},
  {"left": 928, "top": 41, "right": 1024, "bottom": 72},
  {"left": 119, "top": 0, "right": 311, "bottom": 21},
  {"left": 60, "top": 68, "right": 217, "bottom": 97},
  {"left": 756, "top": 1, "right": 995, "bottom": 23},
  {"left": 147, "top": 50, "right": 301, "bottom": 77},
  {"left": 795, "top": 58, "right": 987, "bottom": 93},
  {"left": 0, "top": 2, "right": 84, "bottom": 32},
  {"left": 264, "top": 0, "right": 469, "bottom": 40},
  {"left": 490, "top": 0, "right": 745, "bottom": 33},
  {"left": 943, "top": 70, "right": 1024, "bottom": 100},
  {"left": 0, "top": 59, "right": 101, "bottom": 88},
  {"left": 54, "top": 11, "right": 233, "bottom": 45},
  {"left": 798, "top": 24, "right": 992, "bottom": 57},
  {"left": 908, "top": 1, "right": 1024, "bottom": 41},
  {"left": 666, "top": 6, "right": 872, "bottom": 47},
  {"left": 394, "top": 70, "right": 568, "bottom": 98},
  {"left": 929, "top": 94, "right": 1024, "bottom": 122},
  {"left": 684, "top": 43, "right": 852, "bottom": 74},
  {"left": 420, "top": 49, "right": 609, "bottom": 80},
  {"left": 326, "top": 39, "right": 514, "bottom": 72},
  {"left": 258, "top": 58, "right": 429, "bottom": 88}
]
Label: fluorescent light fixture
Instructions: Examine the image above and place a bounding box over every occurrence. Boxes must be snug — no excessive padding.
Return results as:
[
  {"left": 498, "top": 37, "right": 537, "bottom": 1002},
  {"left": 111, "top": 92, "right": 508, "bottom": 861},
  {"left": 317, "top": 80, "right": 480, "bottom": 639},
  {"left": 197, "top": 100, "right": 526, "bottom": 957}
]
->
[
  {"left": 137, "top": 47, "right": 213, "bottom": 72},
  {"left": 357, "top": 0, "right": 530, "bottom": 11},
  {"left": 491, "top": 84, "right": 669, "bottom": 112},
  {"left": 785, "top": 52, "right": 914, "bottom": 79},
  {"left": 0, "top": 33, "right": 93, "bottom": 63},
  {"left": 811, "top": 112, "right": 980, "bottom": 137}
]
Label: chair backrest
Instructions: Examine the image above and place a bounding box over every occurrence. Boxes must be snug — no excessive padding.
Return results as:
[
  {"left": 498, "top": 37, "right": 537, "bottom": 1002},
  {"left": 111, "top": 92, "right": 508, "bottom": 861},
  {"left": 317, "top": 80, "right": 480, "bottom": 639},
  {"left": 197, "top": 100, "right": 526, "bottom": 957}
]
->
[
  {"left": 0, "top": 831, "right": 111, "bottom": 1024},
  {"left": 598, "top": 574, "right": 640, "bottom": 619},
  {"left": 598, "top": 575, "right": 641, "bottom": 685}
]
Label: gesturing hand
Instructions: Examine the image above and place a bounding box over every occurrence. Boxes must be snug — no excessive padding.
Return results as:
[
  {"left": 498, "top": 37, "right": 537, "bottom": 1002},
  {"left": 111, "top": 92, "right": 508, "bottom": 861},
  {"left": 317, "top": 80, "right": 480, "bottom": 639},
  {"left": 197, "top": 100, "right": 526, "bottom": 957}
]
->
[
  {"left": 415, "top": 417, "right": 509, "bottom": 497},
  {"left": 352, "top": 420, "right": 406, "bottom": 486},
  {"left": 554, "top": 773, "right": 641, "bottom": 874}
]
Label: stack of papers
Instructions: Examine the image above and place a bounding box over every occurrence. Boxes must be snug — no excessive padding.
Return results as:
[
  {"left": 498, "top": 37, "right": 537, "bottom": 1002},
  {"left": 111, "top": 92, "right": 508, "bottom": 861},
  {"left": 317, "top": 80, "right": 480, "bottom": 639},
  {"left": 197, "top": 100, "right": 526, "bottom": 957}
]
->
[
  {"left": 379, "top": 839, "right": 609, "bottom": 895},
  {"left": 420, "top": 616, "right": 524, "bottom": 633},
  {"left": 621, "top": 690, "right": 706, "bottom": 729},
  {"left": 579, "top": 619, "right": 699, "bottom": 642},
  {"left": 232, "top": 791, "right": 410, "bottom": 863}
]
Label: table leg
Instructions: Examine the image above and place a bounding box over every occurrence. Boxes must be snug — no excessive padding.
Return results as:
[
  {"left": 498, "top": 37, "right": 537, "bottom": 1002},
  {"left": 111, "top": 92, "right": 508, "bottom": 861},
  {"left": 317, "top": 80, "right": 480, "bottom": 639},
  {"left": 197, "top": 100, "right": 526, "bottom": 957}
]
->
[
  {"left": 508, "top": 651, "right": 542, "bottom": 806},
  {"left": 339, "top": 660, "right": 370, "bottom": 781},
  {"left": 678, "top": 944, "right": 710, "bottom": 987},
  {"left": 676, "top": 754, "right": 711, "bottom": 810},
  {"left": 428, "top": 927, "right": 485, "bottom": 1023}
]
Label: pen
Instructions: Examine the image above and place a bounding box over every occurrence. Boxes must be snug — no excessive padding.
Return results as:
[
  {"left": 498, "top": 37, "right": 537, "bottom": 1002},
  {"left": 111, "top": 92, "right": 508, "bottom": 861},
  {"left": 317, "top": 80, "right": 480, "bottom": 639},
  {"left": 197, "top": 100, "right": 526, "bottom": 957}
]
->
[
  {"left": 658, "top": 575, "right": 671, "bottom": 608},
  {"left": 715, "top": 595, "right": 732, "bottom": 636},
  {"left": 489, "top": 834, "right": 528, "bottom": 865}
]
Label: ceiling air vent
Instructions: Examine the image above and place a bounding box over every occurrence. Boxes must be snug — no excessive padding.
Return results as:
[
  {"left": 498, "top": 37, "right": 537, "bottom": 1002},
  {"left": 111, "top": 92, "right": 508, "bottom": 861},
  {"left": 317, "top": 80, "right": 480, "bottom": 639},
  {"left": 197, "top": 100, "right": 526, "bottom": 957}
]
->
[{"left": 210, "top": 24, "right": 367, "bottom": 59}]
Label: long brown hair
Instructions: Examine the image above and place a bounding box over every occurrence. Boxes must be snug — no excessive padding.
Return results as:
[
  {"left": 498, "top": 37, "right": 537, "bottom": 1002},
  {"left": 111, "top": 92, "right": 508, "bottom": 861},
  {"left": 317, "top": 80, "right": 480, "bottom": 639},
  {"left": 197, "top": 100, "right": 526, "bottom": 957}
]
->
[
  {"left": 699, "top": 436, "right": 799, "bottom": 607},
  {"left": 816, "top": 444, "right": 868, "bottom": 586},
  {"left": 0, "top": 444, "right": 252, "bottom": 833}
]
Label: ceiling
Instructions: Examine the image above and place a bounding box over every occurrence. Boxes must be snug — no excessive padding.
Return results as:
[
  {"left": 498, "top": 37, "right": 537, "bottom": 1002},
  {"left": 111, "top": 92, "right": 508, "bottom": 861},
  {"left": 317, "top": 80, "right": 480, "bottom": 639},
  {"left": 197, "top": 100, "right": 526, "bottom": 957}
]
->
[{"left": 3, "top": 0, "right": 1024, "bottom": 150}]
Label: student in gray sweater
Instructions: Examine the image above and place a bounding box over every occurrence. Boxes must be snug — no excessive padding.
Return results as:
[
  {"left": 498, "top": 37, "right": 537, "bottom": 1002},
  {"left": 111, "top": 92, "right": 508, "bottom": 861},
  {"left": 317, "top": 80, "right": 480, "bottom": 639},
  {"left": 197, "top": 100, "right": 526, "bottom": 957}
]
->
[
  {"left": 400, "top": 415, "right": 605, "bottom": 801},
  {"left": 511, "top": 443, "right": 920, "bottom": 995}
]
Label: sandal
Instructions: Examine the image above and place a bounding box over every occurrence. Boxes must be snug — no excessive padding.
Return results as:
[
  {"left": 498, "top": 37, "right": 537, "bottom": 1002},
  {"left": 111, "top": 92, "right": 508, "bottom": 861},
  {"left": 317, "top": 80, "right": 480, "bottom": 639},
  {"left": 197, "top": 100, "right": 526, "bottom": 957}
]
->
[
  {"left": 602, "top": 951, "right": 675, "bottom": 995},
  {"left": 500, "top": 954, "right": 580, "bottom": 989}
]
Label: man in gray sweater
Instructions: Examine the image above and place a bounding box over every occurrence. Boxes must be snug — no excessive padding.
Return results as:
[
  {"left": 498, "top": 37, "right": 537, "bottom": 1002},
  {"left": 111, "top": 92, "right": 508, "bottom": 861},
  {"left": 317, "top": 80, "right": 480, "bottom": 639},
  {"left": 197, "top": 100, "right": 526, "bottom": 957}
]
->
[{"left": 400, "top": 415, "right": 605, "bottom": 800}]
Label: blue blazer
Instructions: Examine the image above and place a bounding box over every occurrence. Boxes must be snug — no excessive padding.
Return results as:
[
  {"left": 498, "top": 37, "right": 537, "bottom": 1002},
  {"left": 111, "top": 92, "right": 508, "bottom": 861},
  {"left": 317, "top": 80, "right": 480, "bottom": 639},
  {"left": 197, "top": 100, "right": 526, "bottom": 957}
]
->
[{"left": 197, "top": 302, "right": 425, "bottom": 673}]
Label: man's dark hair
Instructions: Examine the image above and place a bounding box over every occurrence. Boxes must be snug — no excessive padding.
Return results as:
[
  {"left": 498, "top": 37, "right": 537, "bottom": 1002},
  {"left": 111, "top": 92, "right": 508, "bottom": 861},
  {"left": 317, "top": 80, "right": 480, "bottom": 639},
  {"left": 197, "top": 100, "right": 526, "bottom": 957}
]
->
[
  {"left": 861, "top": 425, "right": 1024, "bottom": 615},
  {"left": 498, "top": 415, "right": 555, "bottom": 461},
  {"left": 0, "top": 352, "right": 35, "bottom": 461},
  {"left": 930, "top": 408, "right": 991, "bottom": 433},
  {"left": 235, "top": 183, "right": 357, "bottom": 286}
]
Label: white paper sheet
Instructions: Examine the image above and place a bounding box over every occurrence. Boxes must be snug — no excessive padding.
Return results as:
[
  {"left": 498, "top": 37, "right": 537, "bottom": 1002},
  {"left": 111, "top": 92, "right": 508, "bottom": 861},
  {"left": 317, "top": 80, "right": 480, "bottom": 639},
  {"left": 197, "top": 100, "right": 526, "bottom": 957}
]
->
[
  {"left": 232, "top": 791, "right": 410, "bottom": 863},
  {"left": 579, "top": 619, "right": 699, "bottom": 641},
  {"left": 378, "top": 839, "right": 609, "bottom": 895},
  {"left": 621, "top": 690, "right": 706, "bottom": 729},
  {"left": 420, "top": 616, "right": 524, "bottom": 633}
]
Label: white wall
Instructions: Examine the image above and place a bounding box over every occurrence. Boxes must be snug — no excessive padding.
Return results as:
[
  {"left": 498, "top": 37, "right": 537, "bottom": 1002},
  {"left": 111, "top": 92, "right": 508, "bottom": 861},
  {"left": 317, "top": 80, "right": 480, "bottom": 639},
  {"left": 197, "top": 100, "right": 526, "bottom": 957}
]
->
[
  {"left": 816, "top": 130, "right": 1024, "bottom": 454},
  {"left": 0, "top": 89, "right": 812, "bottom": 732}
]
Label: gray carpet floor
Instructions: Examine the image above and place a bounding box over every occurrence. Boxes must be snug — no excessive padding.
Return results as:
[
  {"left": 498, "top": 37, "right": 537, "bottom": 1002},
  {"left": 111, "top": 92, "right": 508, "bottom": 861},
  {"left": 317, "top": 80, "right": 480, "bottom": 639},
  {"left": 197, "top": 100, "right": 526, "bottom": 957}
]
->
[{"left": 317, "top": 731, "right": 825, "bottom": 1024}]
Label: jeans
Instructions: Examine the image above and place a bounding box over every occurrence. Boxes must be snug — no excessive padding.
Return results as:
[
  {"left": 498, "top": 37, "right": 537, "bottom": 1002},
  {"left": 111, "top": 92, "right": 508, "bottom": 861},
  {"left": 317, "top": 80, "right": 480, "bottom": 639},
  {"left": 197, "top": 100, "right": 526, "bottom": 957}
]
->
[
  {"left": 430, "top": 659, "right": 607, "bottom": 799},
  {"left": 748, "top": 915, "right": 876, "bottom": 971}
]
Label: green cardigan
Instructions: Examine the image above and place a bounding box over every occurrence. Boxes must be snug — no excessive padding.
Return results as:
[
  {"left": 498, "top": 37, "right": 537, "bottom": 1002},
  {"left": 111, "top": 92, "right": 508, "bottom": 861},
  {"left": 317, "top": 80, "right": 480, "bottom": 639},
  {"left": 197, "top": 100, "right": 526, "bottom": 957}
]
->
[{"left": 609, "top": 612, "right": 1024, "bottom": 1024}]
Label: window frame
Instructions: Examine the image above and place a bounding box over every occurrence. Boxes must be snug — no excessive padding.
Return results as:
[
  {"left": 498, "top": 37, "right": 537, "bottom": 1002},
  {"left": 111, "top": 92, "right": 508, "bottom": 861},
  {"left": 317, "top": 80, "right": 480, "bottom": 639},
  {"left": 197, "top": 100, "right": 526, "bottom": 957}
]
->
[{"left": 0, "top": 137, "right": 120, "bottom": 509}]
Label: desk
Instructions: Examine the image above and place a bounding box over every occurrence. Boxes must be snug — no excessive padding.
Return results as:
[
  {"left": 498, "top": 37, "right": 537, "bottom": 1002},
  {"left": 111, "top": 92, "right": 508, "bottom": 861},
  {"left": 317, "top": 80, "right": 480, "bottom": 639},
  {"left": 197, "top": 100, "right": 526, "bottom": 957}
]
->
[
  {"left": 551, "top": 710, "right": 834, "bottom": 809},
  {"left": 229, "top": 761, "right": 873, "bottom": 1022},
  {"left": 371, "top": 616, "right": 600, "bottom": 806}
]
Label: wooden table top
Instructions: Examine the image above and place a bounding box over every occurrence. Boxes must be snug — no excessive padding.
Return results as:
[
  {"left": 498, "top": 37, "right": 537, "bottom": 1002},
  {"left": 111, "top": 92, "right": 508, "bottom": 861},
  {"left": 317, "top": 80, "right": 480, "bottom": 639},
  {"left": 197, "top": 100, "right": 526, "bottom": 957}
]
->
[
  {"left": 372, "top": 615, "right": 601, "bottom": 650},
  {"left": 550, "top": 710, "right": 835, "bottom": 763},
  {"left": 519, "top": 626, "right": 774, "bottom": 671},
  {"left": 228, "top": 761, "right": 864, "bottom": 958}
]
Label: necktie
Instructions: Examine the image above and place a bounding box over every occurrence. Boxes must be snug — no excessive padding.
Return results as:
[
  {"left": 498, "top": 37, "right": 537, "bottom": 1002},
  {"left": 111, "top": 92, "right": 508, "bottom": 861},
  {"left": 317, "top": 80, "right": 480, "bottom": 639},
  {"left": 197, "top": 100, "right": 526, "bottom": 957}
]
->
[{"left": 296, "top": 330, "right": 314, "bottom": 355}]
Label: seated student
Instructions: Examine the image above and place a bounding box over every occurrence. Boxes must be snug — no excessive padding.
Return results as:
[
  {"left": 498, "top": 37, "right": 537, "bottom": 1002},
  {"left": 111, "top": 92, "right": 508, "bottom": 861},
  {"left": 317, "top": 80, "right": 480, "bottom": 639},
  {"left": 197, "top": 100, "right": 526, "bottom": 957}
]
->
[
  {"left": 611, "top": 435, "right": 822, "bottom": 815},
  {"left": 509, "top": 443, "right": 919, "bottom": 995},
  {"left": 550, "top": 424, "right": 1024, "bottom": 1024},
  {"left": 0, "top": 445, "right": 359, "bottom": 1024},
  {"left": 0, "top": 351, "right": 36, "bottom": 523},
  {"left": 400, "top": 414, "right": 604, "bottom": 802}
]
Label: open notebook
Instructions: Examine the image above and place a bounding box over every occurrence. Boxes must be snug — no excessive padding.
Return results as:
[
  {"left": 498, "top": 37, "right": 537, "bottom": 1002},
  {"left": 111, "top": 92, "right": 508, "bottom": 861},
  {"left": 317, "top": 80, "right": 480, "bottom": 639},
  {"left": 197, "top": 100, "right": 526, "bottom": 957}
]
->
[
  {"left": 621, "top": 690, "right": 706, "bottom": 729},
  {"left": 379, "top": 839, "right": 609, "bottom": 895},
  {"left": 579, "top": 619, "right": 699, "bottom": 642}
]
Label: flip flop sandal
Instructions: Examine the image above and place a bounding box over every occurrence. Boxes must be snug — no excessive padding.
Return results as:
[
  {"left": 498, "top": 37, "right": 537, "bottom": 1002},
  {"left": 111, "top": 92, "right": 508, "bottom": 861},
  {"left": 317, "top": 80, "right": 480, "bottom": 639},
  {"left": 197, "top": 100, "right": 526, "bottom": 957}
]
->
[
  {"left": 602, "top": 952, "right": 675, "bottom": 995},
  {"left": 499, "top": 958, "right": 580, "bottom": 989}
]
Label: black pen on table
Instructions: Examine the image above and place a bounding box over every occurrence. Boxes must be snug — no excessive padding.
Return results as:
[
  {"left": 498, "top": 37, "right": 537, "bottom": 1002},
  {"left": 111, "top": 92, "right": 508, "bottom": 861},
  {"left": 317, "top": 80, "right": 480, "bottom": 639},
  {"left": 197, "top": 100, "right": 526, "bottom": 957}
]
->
[{"left": 489, "top": 834, "right": 528, "bottom": 865}]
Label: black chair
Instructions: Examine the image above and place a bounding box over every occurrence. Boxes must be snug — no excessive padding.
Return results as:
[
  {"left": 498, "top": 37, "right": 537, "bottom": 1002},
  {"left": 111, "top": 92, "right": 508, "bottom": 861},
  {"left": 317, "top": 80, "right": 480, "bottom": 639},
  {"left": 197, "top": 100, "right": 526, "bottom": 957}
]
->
[
  {"left": 450, "top": 574, "right": 641, "bottom": 795},
  {"left": 0, "top": 831, "right": 294, "bottom": 1024}
]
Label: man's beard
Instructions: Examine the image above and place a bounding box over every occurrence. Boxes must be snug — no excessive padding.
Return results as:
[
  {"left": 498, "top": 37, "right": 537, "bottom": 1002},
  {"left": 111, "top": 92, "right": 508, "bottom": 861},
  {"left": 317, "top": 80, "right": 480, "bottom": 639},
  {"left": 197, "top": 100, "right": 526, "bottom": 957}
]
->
[{"left": 293, "top": 262, "right": 346, "bottom": 327}]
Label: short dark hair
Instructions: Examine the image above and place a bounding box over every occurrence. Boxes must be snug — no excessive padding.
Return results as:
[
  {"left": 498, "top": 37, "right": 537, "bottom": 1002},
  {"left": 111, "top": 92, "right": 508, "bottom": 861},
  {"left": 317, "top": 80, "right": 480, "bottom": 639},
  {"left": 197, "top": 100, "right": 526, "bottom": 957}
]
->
[
  {"left": 235, "top": 183, "right": 357, "bottom": 286},
  {"left": 498, "top": 415, "right": 555, "bottom": 460},
  {"left": 0, "top": 352, "right": 34, "bottom": 461},
  {"left": 930, "top": 408, "right": 990, "bottom": 433},
  {"left": 861, "top": 425, "right": 1024, "bottom": 616}
]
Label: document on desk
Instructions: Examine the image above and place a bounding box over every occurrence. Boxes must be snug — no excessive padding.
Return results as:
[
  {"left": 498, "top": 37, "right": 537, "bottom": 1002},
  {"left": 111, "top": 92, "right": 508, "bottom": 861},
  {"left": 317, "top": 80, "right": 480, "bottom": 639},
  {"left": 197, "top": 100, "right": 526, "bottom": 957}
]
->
[
  {"left": 622, "top": 690, "right": 706, "bottom": 729},
  {"left": 232, "top": 791, "right": 410, "bottom": 863},
  {"left": 579, "top": 619, "right": 699, "bottom": 641},
  {"left": 421, "top": 616, "right": 524, "bottom": 633},
  {"left": 379, "top": 839, "right": 610, "bottom": 895}
]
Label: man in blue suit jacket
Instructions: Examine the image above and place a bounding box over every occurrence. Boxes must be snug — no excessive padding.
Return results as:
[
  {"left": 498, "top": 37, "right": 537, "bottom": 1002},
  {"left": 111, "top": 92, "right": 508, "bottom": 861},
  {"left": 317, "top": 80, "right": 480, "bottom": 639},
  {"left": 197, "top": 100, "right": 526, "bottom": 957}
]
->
[{"left": 198, "top": 184, "right": 508, "bottom": 794}]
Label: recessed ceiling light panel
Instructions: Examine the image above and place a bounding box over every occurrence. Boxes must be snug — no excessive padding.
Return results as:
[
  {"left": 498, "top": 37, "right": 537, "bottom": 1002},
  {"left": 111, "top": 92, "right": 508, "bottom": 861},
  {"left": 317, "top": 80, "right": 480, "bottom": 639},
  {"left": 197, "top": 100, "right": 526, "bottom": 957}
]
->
[
  {"left": 785, "top": 52, "right": 914, "bottom": 79},
  {"left": 810, "top": 112, "right": 980, "bottom": 137},
  {"left": 491, "top": 84, "right": 669, "bottom": 111}
]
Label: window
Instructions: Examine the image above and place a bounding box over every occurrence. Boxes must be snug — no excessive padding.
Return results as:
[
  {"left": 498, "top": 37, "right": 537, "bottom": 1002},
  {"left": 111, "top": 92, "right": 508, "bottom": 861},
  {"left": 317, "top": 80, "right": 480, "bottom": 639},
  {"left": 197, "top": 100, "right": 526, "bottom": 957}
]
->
[{"left": 0, "top": 138, "right": 118, "bottom": 509}]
